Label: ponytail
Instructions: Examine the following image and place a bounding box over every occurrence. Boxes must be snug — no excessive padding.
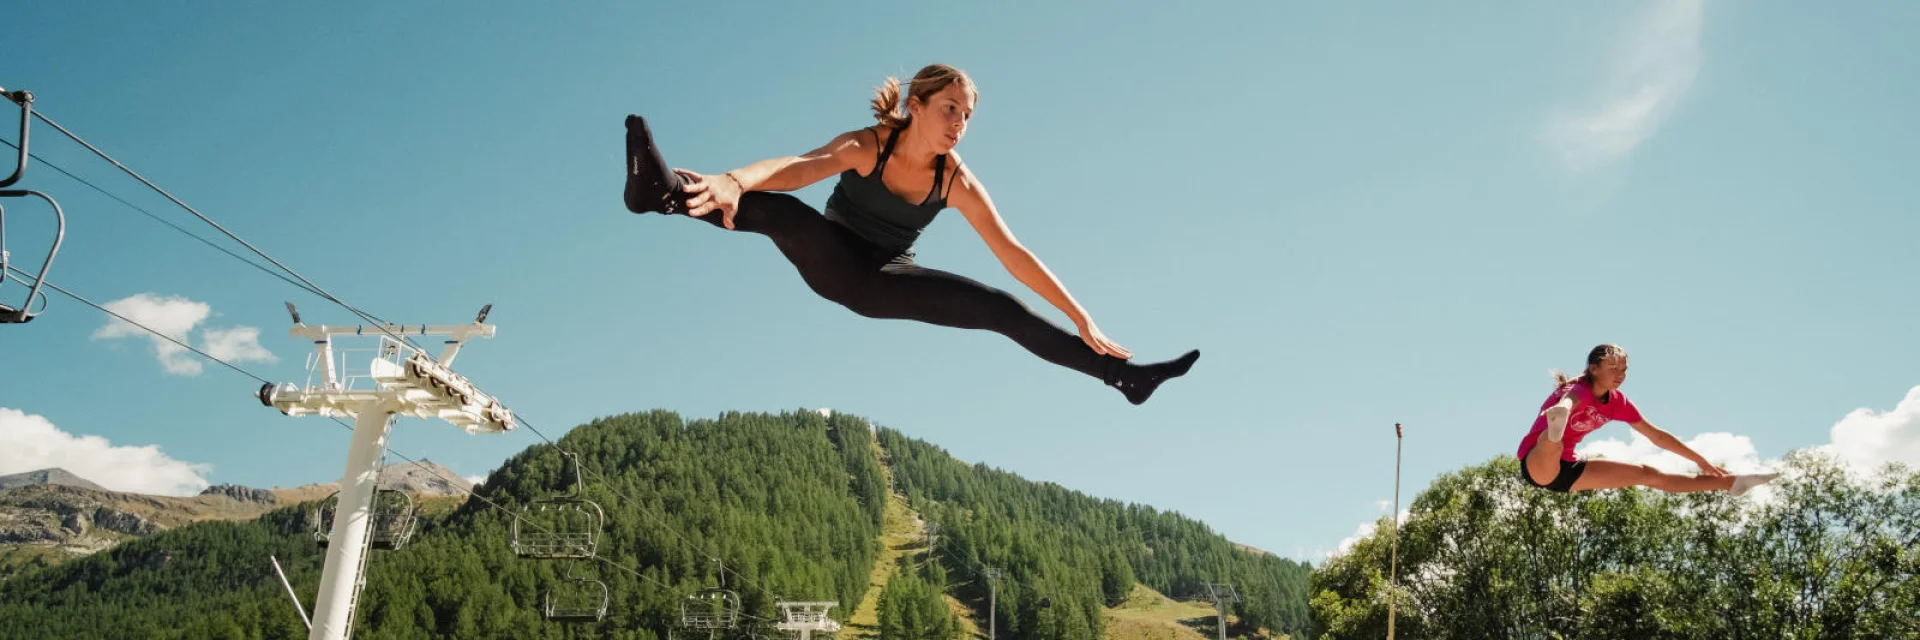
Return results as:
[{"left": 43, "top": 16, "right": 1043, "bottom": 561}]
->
[
  {"left": 867, "top": 64, "right": 973, "bottom": 130},
  {"left": 1551, "top": 343, "right": 1628, "bottom": 389},
  {"left": 869, "top": 77, "right": 910, "bottom": 128}
]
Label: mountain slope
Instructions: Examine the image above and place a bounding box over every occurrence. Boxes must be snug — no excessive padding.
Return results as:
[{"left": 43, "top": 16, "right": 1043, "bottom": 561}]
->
[
  {"left": 0, "top": 468, "right": 108, "bottom": 492},
  {"left": 0, "top": 409, "right": 1315, "bottom": 639},
  {"left": 0, "top": 409, "right": 887, "bottom": 639},
  {"left": 1104, "top": 583, "right": 1230, "bottom": 640},
  {"left": 880, "top": 426, "right": 1316, "bottom": 639},
  {"left": 0, "top": 460, "right": 475, "bottom": 580}
]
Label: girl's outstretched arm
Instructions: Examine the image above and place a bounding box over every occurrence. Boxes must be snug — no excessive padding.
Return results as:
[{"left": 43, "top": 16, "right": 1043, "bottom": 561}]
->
[{"left": 1630, "top": 420, "right": 1730, "bottom": 477}]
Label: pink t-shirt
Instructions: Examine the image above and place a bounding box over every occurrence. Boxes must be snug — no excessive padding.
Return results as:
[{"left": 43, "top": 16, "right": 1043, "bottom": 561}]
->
[{"left": 1516, "top": 380, "right": 1644, "bottom": 462}]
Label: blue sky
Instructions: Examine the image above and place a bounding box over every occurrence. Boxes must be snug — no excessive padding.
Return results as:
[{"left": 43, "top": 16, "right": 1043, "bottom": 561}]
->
[{"left": 2, "top": 1, "right": 1916, "bottom": 565}]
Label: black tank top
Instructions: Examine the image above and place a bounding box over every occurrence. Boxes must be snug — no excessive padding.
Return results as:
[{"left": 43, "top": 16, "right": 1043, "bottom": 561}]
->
[{"left": 823, "top": 127, "right": 950, "bottom": 256}]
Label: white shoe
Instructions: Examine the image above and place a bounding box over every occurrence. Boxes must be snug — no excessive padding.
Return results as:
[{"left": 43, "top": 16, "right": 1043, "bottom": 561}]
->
[
  {"left": 1730, "top": 472, "right": 1781, "bottom": 496},
  {"left": 1544, "top": 407, "right": 1569, "bottom": 442}
]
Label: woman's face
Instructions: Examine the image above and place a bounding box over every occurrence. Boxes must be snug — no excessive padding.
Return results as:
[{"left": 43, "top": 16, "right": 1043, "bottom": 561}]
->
[
  {"left": 909, "top": 83, "right": 975, "bottom": 153},
  {"left": 1589, "top": 355, "right": 1629, "bottom": 390}
]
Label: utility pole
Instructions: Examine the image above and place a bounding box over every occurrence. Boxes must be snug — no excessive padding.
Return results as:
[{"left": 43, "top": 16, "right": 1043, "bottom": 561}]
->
[
  {"left": 985, "top": 567, "right": 1002, "bottom": 640},
  {"left": 257, "top": 304, "right": 512, "bottom": 640},
  {"left": 1388, "top": 422, "right": 1403, "bottom": 640}
]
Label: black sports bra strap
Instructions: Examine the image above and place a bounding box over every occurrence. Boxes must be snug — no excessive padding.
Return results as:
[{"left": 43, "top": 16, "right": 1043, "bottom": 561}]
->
[
  {"left": 872, "top": 127, "right": 902, "bottom": 178},
  {"left": 923, "top": 154, "right": 947, "bottom": 205},
  {"left": 939, "top": 159, "right": 960, "bottom": 201}
]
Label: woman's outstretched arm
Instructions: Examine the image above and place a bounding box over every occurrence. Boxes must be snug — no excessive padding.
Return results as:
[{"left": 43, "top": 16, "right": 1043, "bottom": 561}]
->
[
  {"left": 946, "top": 156, "right": 1132, "bottom": 359},
  {"left": 680, "top": 128, "right": 878, "bottom": 228}
]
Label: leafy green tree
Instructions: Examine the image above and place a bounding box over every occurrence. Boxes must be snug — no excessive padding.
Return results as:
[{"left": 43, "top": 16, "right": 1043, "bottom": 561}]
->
[{"left": 1311, "top": 451, "right": 1920, "bottom": 640}]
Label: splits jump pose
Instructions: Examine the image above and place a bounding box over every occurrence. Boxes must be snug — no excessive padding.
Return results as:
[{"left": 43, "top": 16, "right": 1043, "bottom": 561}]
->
[
  {"left": 621, "top": 64, "right": 1199, "bottom": 405},
  {"left": 1518, "top": 344, "right": 1781, "bottom": 495}
]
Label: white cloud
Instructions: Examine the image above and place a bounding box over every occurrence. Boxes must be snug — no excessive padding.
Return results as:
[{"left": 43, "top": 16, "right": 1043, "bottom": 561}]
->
[
  {"left": 465, "top": 475, "right": 486, "bottom": 486},
  {"left": 1580, "top": 385, "right": 1920, "bottom": 483},
  {"left": 93, "top": 293, "right": 210, "bottom": 375},
  {"left": 1331, "top": 509, "right": 1410, "bottom": 560},
  {"left": 91, "top": 293, "right": 275, "bottom": 376},
  {"left": 201, "top": 326, "right": 275, "bottom": 365},
  {"left": 0, "top": 407, "right": 212, "bottom": 496},
  {"left": 1578, "top": 430, "right": 1769, "bottom": 475},
  {"left": 1814, "top": 385, "right": 1920, "bottom": 478},
  {"left": 1543, "top": 0, "right": 1705, "bottom": 170}
]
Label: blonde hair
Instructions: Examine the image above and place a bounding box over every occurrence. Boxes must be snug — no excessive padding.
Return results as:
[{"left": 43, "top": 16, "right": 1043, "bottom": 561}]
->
[
  {"left": 869, "top": 63, "right": 975, "bottom": 129},
  {"left": 1552, "top": 343, "right": 1627, "bottom": 388}
]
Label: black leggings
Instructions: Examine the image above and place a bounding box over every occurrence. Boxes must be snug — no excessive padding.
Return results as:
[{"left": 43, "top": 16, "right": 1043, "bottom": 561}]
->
[{"left": 674, "top": 192, "right": 1124, "bottom": 384}]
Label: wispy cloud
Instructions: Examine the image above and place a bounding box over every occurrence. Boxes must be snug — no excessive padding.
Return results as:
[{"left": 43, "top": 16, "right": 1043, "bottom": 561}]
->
[
  {"left": 0, "top": 407, "right": 213, "bottom": 496},
  {"left": 91, "top": 293, "right": 276, "bottom": 375},
  {"left": 201, "top": 326, "right": 275, "bottom": 365},
  {"left": 1332, "top": 508, "right": 1410, "bottom": 559},
  {"left": 1543, "top": 0, "right": 1706, "bottom": 170}
]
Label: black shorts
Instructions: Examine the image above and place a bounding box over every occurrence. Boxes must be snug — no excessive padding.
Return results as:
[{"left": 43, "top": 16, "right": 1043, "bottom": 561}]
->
[{"left": 1519, "top": 451, "right": 1587, "bottom": 493}]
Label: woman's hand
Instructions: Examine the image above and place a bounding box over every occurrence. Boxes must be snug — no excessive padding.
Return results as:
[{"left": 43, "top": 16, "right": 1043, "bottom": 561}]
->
[
  {"left": 1695, "top": 460, "right": 1730, "bottom": 478},
  {"left": 1077, "top": 319, "right": 1133, "bottom": 359},
  {"left": 677, "top": 169, "right": 745, "bottom": 229}
]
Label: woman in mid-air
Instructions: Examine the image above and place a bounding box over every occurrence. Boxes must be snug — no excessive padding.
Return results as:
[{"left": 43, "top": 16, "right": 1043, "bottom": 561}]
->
[
  {"left": 620, "top": 63, "right": 1199, "bottom": 405},
  {"left": 1517, "top": 343, "right": 1780, "bottom": 494}
]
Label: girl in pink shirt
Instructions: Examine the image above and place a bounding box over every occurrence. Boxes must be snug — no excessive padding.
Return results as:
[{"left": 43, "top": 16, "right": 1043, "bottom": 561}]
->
[{"left": 1518, "top": 344, "right": 1780, "bottom": 494}]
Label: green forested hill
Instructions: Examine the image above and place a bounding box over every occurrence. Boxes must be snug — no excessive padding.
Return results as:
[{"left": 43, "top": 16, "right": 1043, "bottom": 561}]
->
[
  {"left": 879, "top": 428, "right": 1316, "bottom": 639},
  {"left": 0, "top": 409, "right": 1316, "bottom": 640},
  {"left": 0, "top": 410, "right": 883, "bottom": 639}
]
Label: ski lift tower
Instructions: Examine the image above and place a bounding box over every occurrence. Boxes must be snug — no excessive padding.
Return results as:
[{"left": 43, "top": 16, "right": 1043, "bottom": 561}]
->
[
  {"left": 1203, "top": 583, "right": 1241, "bottom": 640},
  {"left": 774, "top": 601, "right": 841, "bottom": 640},
  {"left": 256, "top": 303, "right": 513, "bottom": 640}
]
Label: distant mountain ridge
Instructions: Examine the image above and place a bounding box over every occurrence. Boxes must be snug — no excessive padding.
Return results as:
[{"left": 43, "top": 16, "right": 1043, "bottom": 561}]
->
[
  {"left": 0, "top": 459, "right": 474, "bottom": 500},
  {"left": 0, "top": 468, "right": 108, "bottom": 492},
  {"left": 271, "top": 458, "right": 475, "bottom": 497},
  {"left": 0, "top": 460, "right": 477, "bottom": 579}
]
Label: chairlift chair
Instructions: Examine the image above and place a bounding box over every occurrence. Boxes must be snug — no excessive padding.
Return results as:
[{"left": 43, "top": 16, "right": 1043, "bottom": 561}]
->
[
  {"left": 512, "top": 450, "right": 607, "bottom": 559},
  {"left": 0, "top": 87, "right": 64, "bottom": 324},
  {"left": 313, "top": 488, "right": 419, "bottom": 551},
  {"left": 680, "top": 586, "right": 744, "bottom": 630},
  {"left": 542, "top": 561, "right": 610, "bottom": 623}
]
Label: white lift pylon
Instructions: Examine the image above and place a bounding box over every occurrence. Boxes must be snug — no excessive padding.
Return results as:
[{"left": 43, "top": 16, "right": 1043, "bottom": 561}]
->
[{"left": 256, "top": 303, "right": 513, "bottom": 640}]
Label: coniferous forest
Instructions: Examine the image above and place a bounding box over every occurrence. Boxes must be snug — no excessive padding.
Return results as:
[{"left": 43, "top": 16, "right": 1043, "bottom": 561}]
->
[
  {"left": 879, "top": 427, "right": 1315, "bottom": 639},
  {"left": 5, "top": 408, "right": 1915, "bottom": 639},
  {"left": 0, "top": 409, "right": 1315, "bottom": 639}
]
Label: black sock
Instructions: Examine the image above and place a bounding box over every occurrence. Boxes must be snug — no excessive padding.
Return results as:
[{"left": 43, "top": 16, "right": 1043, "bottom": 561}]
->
[
  {"left": 624, "top": 115, "right": 685, "bottom": 214},
  {"left": 1108, "top": 349, "right": 1200, "bottom": 405}
]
